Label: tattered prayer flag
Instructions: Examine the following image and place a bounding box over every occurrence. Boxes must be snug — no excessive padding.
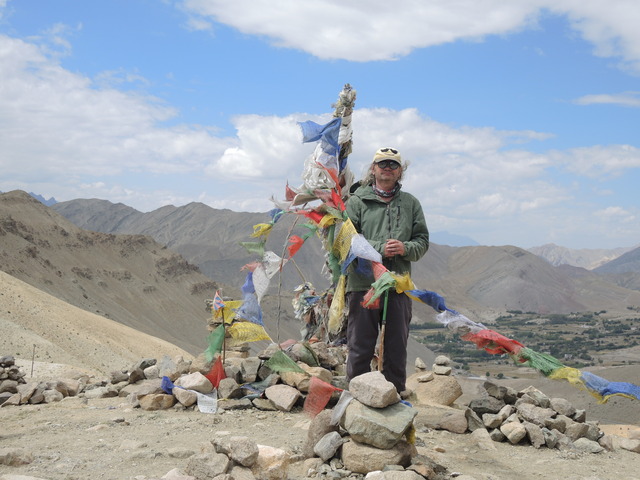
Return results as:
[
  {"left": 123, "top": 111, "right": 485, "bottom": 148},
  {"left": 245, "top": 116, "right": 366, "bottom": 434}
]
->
[
  {"left": 285, "top": 183, "right": 297, "bottom": 201},
  {"left": 214, "top": 300, "right": 243, "bottom": 324},
  {"left": 318, "top": 213, "right": 338, "bottom": 228},
  {"left": 204, "top": 356, "right": 226, "bottom": 389},
  {"left": 303, "top": 376, "right": 342, "bottom": 417},
  {"left": 263, "top": 251, "right": 287, "bottom": 279},
  {"left": 252, "top": 264, "right": 270, "bottom": 303},
  {"left": 461, "top": 329, "right": 525, "bottom": 356},
  {"left": 269, "top": 208, "right": 284, "bottom": 223},
  {"left": 234, "top": 292, "right": 263, "bottom": 325},
  {"left": 240, "top": 240, "right": 265, "bottom": 256},
  {"left": 516, "top": 347, "right": 565, "bottom": 374},
  {"left": 391, "top": 272, "right": 415, "bottom": 293},
  {"left": 251, "top": 223, "right": 273, "bottom": 239},
  {"left": 371, "top": 261, "right": 388, "bottom": 281},
  {"left": 298, "top": 117, "right": 341, "bottom": 157},
  {"left": 406, "top": 289, "right": 448, "bottom": 312},
  {"left": 299, "top": 209, "right": 325, "bottom": 225},
  {"left": 242, "top": 272, "right": 255, "bottom": 294},
  {"left": 204, "top": 325, "right": 225, "bottom": 362},
  {"left": 331, "top": 189, "right": 345, "bottom": 212},
  {"left": 213, "top": 290, "right": 225, "bottom": 311},
  {"left": 287, "top": 235, "right": 305, "bottom": 258},
  {"left": 227, "top": 321, "right": 271, "bottom": 345},
  {"left": 332, "top": 219, "right": 357, "bottom": 262},
  {"left": 264, "top": 350, "right": 307, "bottom": 375},
  {"left": 362, "top": 271, "right": 396, "bottom": 307},
  {"left": 161, "top": 376, "right": 175, "bottom": 394},
  {"left": 328, "top": 275, "right": 346, "bottom": 334},
  {"left": 350, "top": 233, "right": 382, "bottom": 264}
]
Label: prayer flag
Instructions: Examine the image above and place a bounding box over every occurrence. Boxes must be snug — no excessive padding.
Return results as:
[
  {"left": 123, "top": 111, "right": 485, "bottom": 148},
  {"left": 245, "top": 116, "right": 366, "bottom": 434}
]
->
[{"left": 204, "top": 325, "right": 225, "bottom": 362}]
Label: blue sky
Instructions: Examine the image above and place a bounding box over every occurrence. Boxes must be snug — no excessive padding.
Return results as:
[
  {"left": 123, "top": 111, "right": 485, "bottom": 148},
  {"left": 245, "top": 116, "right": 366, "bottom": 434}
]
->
[{"left": 1, "top": 0, "right": 639, "bottom": 250}]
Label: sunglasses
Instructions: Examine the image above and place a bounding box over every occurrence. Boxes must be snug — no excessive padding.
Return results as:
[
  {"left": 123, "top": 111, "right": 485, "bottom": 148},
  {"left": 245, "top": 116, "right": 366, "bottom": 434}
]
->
[
  {"left": 380, "top": 148, "right": 398, "bottom": 154},
  {"left": 376, "top": 160, "right": 401, "bottom": 170}
]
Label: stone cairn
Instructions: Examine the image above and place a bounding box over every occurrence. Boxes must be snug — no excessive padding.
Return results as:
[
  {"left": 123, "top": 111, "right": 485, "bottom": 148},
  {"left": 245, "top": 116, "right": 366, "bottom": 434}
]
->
[{"left": 2, "top": 348, "right": 639, "bottom": 480}]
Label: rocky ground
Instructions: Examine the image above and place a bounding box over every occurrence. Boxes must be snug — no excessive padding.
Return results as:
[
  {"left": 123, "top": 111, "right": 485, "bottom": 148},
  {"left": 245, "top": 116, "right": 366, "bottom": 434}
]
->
[
  {"left": 1, "top": 394, "right": 640, "bottom": 480},
  {"left": 1, "top": 356, "right": 640, "bottom": 480}
]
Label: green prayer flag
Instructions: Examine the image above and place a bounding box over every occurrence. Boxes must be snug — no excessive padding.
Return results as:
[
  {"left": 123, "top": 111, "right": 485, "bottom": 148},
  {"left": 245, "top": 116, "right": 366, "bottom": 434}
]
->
[
  {"left": 264, "top": 350, "right": 307, "bottom": 375},
  {"left": 204, "top": 324, "right": 225, "bottom": 362},
  {"left": 239, "top": 240, "right": 266, "bottom": 256}
]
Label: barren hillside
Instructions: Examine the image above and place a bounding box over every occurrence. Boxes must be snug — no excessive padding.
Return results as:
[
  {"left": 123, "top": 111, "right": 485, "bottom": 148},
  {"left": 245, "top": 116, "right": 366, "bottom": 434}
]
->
[{"left": 53, "top": 196, "right": 640, "bottom": 320}]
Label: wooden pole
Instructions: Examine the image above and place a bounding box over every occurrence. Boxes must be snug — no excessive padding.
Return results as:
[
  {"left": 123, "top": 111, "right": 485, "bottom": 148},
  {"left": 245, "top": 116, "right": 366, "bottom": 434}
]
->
[{"left": 377, "top": 290, "right": 389, "bottom": 372}]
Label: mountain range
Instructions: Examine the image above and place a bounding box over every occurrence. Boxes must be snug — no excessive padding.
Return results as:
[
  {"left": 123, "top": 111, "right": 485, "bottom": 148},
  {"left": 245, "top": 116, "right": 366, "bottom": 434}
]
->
[
  {"left": 3, "top": 188, "right": 640, "bottom": 382},
  {"left": 49, "top": 193, "right": 640, "bottom": 319},
  {"left": 0, "top": 190, "right": 436, "bottom": 369}
]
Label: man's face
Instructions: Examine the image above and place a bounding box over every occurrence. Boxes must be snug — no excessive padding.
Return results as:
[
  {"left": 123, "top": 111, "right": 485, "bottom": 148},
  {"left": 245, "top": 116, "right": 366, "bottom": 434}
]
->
[{"left": 373, "top": 160, "right": 402, "bottom": 184}]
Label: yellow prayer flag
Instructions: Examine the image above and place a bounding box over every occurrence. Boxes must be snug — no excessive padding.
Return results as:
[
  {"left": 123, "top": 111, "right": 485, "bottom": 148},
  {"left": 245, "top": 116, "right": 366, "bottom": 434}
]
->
[
  {"left": 391, "top": 272, "right": 415, "bottom": 293},
  {"left": 328, "top": 275, "right": 347, "bottom": 334},
  {"left": 332, "top": 219, "right": 357, "bottom": 262},
  {"left": 227, "top": 322, "right": 271, "bottom": 345},
  {"left": 213, "top": 300, "right": 243, "bottom": 324},
  {"left": 250, "top": 223, "right": 273, "bottom": 239},
  {"left": 548, "top": 367, "right": 583, "bottom": 386},
  {"left": 318, "top": 214, "right": 338, "bottom": 228}
]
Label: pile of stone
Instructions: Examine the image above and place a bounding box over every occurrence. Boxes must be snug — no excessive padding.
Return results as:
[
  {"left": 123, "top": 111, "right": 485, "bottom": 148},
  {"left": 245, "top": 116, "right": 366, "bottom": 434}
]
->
[
  {"left": 301, "top": 371, "right": 446, "bottom": 479},
  {"left": 0, "top": 355, "right": 85, "bottom": 406},
  {"left": 0, "top": 355, "right": 27, "bottom": 403},
  {"left": 0, "top": 341, "right": 348, "bottom": 411},
  {"left": 423, "top": 379, "right": 640, "bottom": 456}
]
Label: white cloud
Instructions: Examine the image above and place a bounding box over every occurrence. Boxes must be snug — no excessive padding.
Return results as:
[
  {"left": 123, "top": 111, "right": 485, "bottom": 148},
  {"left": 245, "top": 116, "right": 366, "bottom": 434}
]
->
[
  {"left": 594, "top": 206, "right": 635, "bottom": 221},
  {"left": 550, "top": 0, "right": 640, "bottom": 73},
  {"left": 0, "top": 34, "right": 234, "bottom": 181},
  {"left": 180, "top": 0, "right": 640, "bottom": 71},
  {"left": 573, "top": 91, "right": 640, "bottom": 107},
  {"left": 181, "top": 0, "right": 541, "bottom": 61},
  {"left": 550, "top": 144, "right": 640, "bottom": 178}
]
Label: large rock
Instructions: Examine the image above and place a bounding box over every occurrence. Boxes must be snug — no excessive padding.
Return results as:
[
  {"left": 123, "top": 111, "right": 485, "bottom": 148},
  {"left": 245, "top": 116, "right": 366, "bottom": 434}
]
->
[
  {"left": 349, "top": 371, "right": 399, "bottom": 408},
  {"left": 251, "top": 444, "right": 289, "bottom": 480},
  {"left": 406, "top": 372, "right": 462, "bottom": 406},
  {"left": 500, "top": 421, "right": 527, "bottom": 444},
  {"left": 516, "top": 403, "right": 556, "bottom": 427},
  {"left": 185, "top": 453, "right": 230, "bottom": 479},
  {"left": 173, "top": 387, "right": 198, "bottom": 407},
  {"left": 173, "top": 372, "right": 213, "bottom": 394},
  {"left": 228, "top": 436, "right": 260, "bottom": 467},
  {"left": 313, "top": 431, "right": 344, "bottom": 461},
  {"left": 341, "top": 439, "right": 413, "bottom": 474},
  {"left": 264, "top": 384, "right": 301, "bottom": 412},
  {"left": 468, "top": 396, "right": 505, "bottom": 416},
  {"left": 303, "top": 409, "right": 339, "bottom": 458},
  {"left": 139, "top": 393, "right": 175, "bottom": 411},
  {"left": 341, "top": 400, "right": 417, "bottom": 449},
  {"left": 436, "top": 409, "right": 468, "bottom": 434},
  {"left": 549, "top": 397, "right": 576, "bottom": 417}
]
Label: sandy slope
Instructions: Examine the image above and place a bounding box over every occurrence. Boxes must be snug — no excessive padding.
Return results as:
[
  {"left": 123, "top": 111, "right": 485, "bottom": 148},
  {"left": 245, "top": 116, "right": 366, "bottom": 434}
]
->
[{"left": 0, "top": 271, "right": 192, "bottom": 376}]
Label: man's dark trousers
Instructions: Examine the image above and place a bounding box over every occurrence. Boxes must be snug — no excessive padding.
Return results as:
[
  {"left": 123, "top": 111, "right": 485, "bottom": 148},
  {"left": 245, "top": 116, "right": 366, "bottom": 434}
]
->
[{"left": 346, "top": 290, "right": 412, "bottom": 392}]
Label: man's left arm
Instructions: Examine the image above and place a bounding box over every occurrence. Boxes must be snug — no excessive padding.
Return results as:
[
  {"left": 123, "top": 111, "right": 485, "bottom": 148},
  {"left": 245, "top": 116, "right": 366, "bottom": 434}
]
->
[{"left": 403, "top": 203, "right": 429, "bottom": 262}]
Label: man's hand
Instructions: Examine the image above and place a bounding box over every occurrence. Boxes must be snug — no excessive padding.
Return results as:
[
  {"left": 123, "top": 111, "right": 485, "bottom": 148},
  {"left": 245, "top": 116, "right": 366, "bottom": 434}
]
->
[{"left": 384, "top": 239, "right": 405, "bottom": 257}]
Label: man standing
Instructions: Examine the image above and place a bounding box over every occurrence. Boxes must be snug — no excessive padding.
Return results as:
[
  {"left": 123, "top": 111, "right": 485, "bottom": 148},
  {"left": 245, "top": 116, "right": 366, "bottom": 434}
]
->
[{"left": 345, "top": 147, "right": 429, "bottom": 397}]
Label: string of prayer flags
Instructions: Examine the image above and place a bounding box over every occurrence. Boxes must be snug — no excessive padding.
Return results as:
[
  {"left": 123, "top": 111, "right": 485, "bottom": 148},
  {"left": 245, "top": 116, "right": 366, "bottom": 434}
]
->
[{"left": 429, "top": 309, "right": 640, "bottom": 403}]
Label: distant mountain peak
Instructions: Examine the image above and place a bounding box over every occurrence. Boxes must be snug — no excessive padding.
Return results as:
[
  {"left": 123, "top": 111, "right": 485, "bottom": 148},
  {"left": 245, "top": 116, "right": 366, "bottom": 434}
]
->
[{"left": 28, "top": 192, "right": 58, "bottom": 206}]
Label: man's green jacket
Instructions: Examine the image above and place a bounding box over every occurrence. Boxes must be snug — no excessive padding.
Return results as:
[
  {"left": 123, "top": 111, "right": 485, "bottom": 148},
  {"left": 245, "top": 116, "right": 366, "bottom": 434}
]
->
[{"left": 345, "top": 184, "right": 429, "bottom": 292}]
